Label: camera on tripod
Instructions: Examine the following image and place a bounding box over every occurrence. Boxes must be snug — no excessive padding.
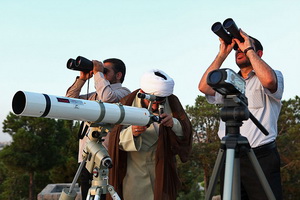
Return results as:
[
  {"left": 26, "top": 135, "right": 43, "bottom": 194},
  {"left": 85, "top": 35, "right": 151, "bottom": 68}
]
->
[
  {"left": 211, "top": 18, "right": 244, "bottom": 49},
  {"left": 204, "top": 69, "right": 274, "bottom": 200},
  {"left": 206, "top": 68, "right": 269, "bottom": 135},
  {"left": 207, "top": 68, "right": 245, "bottom": 96},
  {"left": 66, "top": 56, "right": 107, "bottom": 74}
]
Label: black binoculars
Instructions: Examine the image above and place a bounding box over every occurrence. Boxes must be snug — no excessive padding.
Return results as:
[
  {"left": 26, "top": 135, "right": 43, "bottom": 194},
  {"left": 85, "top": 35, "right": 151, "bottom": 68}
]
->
[
  {"left": 67, "top": 56, "right": 94, "bottom": 72},
  {"left": 211, "top": 18, "right": 244, "bottom": 48}
]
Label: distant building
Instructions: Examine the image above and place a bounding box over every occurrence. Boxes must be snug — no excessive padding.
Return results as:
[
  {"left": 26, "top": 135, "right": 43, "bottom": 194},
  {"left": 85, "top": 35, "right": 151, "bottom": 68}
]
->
[{"left": 0, "top": 141, "right": 11, "bottom": 150}]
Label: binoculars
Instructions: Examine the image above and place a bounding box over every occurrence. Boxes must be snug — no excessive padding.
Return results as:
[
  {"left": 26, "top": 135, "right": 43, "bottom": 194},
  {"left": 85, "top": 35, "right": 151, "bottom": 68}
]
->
[
  {"left": 211, "top": 18, "right": 244, "bottom": 48},
  {"left": 67, "top": 56, "right": 94, "bottom": 72}
]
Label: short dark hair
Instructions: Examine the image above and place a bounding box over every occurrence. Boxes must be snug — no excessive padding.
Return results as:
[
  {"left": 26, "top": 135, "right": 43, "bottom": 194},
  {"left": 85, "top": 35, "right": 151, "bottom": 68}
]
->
[
  {"left": 249, "top": 36, "right": 263, "bottom": 51},
  {"left": 103, "top": 58, "right": 126, "bottom": 83}
]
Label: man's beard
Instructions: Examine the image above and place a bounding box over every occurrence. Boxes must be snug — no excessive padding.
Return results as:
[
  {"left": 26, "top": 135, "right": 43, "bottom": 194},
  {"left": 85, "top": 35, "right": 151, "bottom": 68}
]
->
[
  {"left": 109, "top": 75, "right": 118, "bottom": 84},
  {"left": 236, "top": 59, "right": 251, "bottom": 69}
]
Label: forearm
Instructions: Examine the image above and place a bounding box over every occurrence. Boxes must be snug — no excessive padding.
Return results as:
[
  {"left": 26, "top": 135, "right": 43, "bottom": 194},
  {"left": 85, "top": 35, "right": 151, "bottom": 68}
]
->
[
  {"left": 94, "top": 72, "right": 123, "bottom": 102},
  {"left": 198, "top": 53, "right": 226, "bottom": 96},
  {"left": 171, "top": 118, "right": 184, "bottom": 137},
  {"left": 246, "top": 51, "right": 277, "bottom": 92},
  {"left": 66, "top": 77, "right": 86, "bottom": 98},
  {"left": 119, "top": 126, "right": 141, "bottom": 151}
]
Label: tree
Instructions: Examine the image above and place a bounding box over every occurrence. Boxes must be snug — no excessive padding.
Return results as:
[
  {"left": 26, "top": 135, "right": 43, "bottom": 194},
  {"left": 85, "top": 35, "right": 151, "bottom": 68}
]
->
[
  {"left": 49, "top": 120, "right": 80, "bottom": 183},
  {"left": 0, "top": 113, "right": 70, "bottom": 200},
  {"left": 277, "top": 96, "right": 300, "bottom": 199},
  {"left": 178, "top": 95, "right": 221, "bottom": 198}
]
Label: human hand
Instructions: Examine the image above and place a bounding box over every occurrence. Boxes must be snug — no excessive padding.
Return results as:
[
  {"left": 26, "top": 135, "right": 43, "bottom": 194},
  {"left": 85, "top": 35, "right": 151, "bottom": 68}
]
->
[
  {"left": 132, "top": 125, "right": 147, "bottom": 137},
  {"left": 92, "top": 60, "right": 105, "bottom": 74},
  {"left": 233, "top": 29, "right": 254, "bottom": 52},
  {"left": 159, "top": 113, "right": 173, "bottom": 128},
  {"left": 218, "top": 37, "right": 235, "bottom": 58},
  {"left": 79, "top": 71, "right": 93, "bottom": 80}
]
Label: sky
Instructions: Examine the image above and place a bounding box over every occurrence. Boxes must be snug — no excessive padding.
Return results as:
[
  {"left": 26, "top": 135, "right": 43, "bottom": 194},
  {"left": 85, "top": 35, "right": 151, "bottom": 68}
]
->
[{"left": 1, "top": 0, "right": 299, "bottom": 142}]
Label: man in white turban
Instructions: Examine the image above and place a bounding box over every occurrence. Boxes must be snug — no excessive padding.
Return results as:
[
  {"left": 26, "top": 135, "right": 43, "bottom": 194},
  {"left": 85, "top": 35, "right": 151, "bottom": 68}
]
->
[{"left": 107, "top": 69, "right": 193, "bottom": 200}]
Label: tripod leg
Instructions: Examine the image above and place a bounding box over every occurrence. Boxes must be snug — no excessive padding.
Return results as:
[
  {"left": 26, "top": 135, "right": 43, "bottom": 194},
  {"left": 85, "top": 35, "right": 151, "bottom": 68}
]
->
[
  {"left": 107, "top": 185, "right": 121, "bottom": 200},
  {"left": 232, "top": 157, "right": 241, "bottom": 200},
  {"left": 86, "top": 190, "right": 91, "bottom": 200},
  {"left": 223, "top": 148, "right": 235, "bottom": 200},
  {"left": 246, "top": 149, "right": 276, "bottom": 200},
  {"left": 205, "top": 149, "right": 226, "bottom": 200}
]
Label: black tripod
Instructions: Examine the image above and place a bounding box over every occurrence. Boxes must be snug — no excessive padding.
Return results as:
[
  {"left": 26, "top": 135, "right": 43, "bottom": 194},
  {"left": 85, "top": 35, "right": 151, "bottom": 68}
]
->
[{"left": 205, "top": 95, "right": 276, "bottom": 200}]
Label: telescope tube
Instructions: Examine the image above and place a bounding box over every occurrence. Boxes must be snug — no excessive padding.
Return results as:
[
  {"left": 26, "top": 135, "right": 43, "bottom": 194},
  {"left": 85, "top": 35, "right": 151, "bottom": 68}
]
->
[{"left": 12, "top": 91, "right": 151, "bottom": 126}]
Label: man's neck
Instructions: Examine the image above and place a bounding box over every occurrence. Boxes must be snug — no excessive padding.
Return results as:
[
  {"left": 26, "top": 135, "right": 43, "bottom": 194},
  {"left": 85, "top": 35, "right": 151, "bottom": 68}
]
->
[{"left": 239, "top": 67, "right": 253, "bottom": 79}]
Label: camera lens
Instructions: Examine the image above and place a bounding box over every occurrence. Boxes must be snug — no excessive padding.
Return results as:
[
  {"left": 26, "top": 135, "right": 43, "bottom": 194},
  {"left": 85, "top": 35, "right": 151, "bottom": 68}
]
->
[{"left": 208, "top": 70, "right": 222, "bottom": 85}]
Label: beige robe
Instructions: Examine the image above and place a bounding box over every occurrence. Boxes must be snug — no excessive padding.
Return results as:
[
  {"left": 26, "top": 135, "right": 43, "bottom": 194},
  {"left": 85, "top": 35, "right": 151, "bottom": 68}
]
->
[{"left": 118, "top": 95, "right": 183, "bottom": 200}]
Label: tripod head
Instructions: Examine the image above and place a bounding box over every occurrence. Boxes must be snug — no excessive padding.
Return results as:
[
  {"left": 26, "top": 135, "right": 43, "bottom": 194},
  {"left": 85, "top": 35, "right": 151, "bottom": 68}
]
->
[{"left": 220, "top": 94, "right": 250, "bottom": 135}]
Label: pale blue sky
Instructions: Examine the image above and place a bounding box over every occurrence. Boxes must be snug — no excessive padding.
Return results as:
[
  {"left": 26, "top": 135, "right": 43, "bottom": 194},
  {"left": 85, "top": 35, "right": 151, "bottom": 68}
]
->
[{"left": 1, "top": 0, "right": 299, "bottom": 142}]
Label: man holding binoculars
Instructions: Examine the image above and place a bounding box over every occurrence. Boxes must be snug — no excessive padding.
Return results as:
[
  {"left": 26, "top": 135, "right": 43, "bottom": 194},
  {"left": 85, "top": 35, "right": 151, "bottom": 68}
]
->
[
  {"left": 199, "top": 20, "right": 284, "bottom": 199},
  {"left": 66, "top": 57, "right": 131, "bottom": 200}
]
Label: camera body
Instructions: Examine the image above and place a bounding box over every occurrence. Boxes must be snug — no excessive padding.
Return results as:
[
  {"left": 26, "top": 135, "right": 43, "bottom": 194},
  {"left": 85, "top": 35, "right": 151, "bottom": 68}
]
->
[
  {"left": 207, "top": 68, "right": 245, "bottom": 96},
  {"left": 211, "top": 18, "right": 244, "bottom": 49}
]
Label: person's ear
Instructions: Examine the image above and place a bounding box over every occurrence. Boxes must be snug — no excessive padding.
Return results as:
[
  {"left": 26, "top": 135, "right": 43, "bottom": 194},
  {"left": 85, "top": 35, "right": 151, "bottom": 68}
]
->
[
  {"left": 116, "top": 72, "right": 122, "bottom": 81},
  {"left": 257, "top": 50, "right": 263, "bottom": 58}
]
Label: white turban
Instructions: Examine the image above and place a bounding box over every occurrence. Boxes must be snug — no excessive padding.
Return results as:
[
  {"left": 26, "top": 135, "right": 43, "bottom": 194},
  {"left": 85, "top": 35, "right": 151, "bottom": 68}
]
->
[{"left": 140, "top": 69, "right": 174, "bottom": 97}]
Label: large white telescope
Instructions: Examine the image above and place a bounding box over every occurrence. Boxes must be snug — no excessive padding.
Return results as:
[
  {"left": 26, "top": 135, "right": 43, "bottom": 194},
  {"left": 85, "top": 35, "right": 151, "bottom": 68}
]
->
[{"left": 12, "top": 91, "right": 153, "bottom": 126}]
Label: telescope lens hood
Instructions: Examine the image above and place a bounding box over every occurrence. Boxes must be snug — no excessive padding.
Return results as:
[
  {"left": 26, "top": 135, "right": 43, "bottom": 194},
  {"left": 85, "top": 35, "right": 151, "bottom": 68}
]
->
[{"left": 12, "top": 91, "right": 26, "bottom": 115}]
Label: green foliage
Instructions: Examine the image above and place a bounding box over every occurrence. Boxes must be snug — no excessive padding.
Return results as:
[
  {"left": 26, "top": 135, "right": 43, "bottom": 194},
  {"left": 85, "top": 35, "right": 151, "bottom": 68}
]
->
[
  {"left": 185, "top": 95, "right": 220, "bottom": 143},
  {"left": 1, "top": 114, "right": 68, "bottom": 172},
  {"left": 49, "top": 120, "right": 80, "bottom": 183},
  {"left": 0, "top": 170, "right": 29, "bottom": 200},
  {"left": 178, "top": 95, "right": 221, "bottom": 199},
  {"left": 0, "top": 113, "right": 79, "bottom": 200},
  {"left": 277, "top": 96, "right": 300, "bottom": 199}
]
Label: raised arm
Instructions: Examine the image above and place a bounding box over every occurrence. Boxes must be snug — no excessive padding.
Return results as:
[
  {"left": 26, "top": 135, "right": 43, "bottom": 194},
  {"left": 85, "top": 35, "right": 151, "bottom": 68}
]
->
[
  {"left": 234, "top": 30, "right": 278, "bottom": 93},
  {"left": 198, "top": 38, "right": 235, "bottom": 96}
]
